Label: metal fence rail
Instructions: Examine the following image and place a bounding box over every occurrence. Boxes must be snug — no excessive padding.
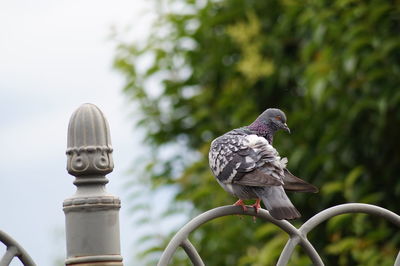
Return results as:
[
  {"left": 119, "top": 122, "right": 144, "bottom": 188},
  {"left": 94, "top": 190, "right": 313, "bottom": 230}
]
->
[
  {"left": 0, "top": 230, "right": 36, "bottom": 266},
  {"left": 157, "top": 203, "right": 400, "bottom": 266}
]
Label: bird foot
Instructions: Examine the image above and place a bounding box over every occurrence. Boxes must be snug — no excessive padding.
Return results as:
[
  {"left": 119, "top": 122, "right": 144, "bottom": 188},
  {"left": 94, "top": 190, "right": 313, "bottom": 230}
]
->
[
  {"left": 233, "top": 199, "right": 248, "bottom": 212},
  {"left": 251, "top": 199, "right": 261, "bottom": 222},
  {"left": 251, "top": 199, "right": 261, "bottom": 213}
]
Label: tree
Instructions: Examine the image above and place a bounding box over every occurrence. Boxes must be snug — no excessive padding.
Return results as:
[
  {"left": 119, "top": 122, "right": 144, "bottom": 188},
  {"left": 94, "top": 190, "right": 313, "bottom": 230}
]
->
[{"left": 114, "top": 0, "right": 400, "bottom": 265}]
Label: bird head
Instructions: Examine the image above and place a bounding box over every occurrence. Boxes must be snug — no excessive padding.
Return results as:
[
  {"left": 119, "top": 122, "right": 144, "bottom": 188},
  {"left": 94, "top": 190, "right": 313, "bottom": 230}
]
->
[{"left": 259, "top": 108, "right": 290, "bottom": 133}]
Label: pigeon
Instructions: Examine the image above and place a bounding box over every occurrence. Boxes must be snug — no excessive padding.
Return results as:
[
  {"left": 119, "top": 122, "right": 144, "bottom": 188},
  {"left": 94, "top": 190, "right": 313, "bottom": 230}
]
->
[{"left": 208, "top": 108, "right": 318, "bottom": 220}]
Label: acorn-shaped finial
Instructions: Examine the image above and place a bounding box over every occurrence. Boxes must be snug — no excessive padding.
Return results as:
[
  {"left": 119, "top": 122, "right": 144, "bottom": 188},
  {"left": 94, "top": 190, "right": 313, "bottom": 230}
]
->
[{"left": 66, "top": 103, "right": 114, "bottom": 177}]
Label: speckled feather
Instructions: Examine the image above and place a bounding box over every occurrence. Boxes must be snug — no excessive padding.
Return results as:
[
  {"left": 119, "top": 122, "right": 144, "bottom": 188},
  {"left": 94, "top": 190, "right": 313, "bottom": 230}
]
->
[{"left": 209, "top": 128, "right": 286, "bottom": 186}]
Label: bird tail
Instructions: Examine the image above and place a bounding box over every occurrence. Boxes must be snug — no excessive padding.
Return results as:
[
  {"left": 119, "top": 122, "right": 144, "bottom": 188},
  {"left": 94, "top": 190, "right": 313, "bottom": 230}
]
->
[
  {"left": 282, "top": 169, "right": 318, "bottom": 193},
  {"left": 254, "top": 186, "right": 301, "bottom": 220}
]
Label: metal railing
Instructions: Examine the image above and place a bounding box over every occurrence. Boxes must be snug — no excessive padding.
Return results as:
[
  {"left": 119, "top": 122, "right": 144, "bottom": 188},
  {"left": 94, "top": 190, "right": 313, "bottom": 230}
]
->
[
  {"left": 0, "top": 230, "right": 36, "bottom": 266},
  {"left": 158, "top": 203, "right": 400, "bottom": 266}
]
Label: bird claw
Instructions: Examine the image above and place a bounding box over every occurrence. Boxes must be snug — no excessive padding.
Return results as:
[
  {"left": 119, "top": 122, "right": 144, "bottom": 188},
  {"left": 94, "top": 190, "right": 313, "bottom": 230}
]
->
[
  {"left": 233, "top": 199, "right": 248, "bottom": 212},
  {"left": 233, "top": 199, "right": 261, "bottom": 222},
  {"left": 234, "top": 199, "right": 261, "bottom": 222},
  {"left": 251, "top": 199, "right": 261, "bottom": 213},
  {"left": 251, "top": 199, "right": 261, "bottom": 222}
]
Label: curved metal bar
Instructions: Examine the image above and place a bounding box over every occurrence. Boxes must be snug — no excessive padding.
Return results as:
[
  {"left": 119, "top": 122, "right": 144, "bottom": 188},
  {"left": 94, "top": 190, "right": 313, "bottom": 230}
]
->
[
  {"left": 277, "top": 234, "right": 325, "bottom": 266},
  {"left": 300, "top": 203, "right": 400, "bottom": 234},
  {"left": 180, "top": 239, "right": 205, "bottom": 266},
  {"left": 0, "top": 246, "right": 18, "bottom": 265},
  {"left": 160, "top": 203, "right": 400, "bottom": 266},
  {"left": 276, "top": 235, "right": 301, "bottom": 266},
  {"left": 0, "top": 230, "right": 36, "bottom": 266},
  {"left": 157, "top": 205, "right": 301, "bottom": 266},
  {"left": 394, "top": 251, "right": 400, "bottom": 266},
  {"left": 395, "top": 251, "right": 400, "bottom": 266},
  {"left": 278, "top": 203, "right": 400, "bottom": 266},
  {"left": 297, "top": 236, "right": 325, "bottom": 266}
]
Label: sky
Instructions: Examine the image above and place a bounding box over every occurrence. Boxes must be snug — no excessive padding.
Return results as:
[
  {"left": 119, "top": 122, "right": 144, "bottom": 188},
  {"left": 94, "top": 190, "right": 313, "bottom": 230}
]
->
[{"left": 0, "top": 1, "right": 167, "bottom": 265}]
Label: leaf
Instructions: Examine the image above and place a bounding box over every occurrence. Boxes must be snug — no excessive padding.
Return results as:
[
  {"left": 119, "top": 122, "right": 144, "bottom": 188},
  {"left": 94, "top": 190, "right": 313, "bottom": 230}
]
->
[
  {"left": 325, "top": 237, "right": 358, "bottom": 254},
  {"left": 344, "top": 166, "right": 364, "bottom": 201},
  {"left": 327, "top": 214, "right": 352, "bottom": 233},
  {"left": 321, "top": 181, "right": 343, "bottom": 196}
]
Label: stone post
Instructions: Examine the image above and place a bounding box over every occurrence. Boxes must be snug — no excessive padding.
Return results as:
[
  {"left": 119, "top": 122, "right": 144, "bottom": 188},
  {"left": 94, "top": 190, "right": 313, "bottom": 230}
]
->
[{"left": 64, "top": 103, "right": 123, "bottom": 266}]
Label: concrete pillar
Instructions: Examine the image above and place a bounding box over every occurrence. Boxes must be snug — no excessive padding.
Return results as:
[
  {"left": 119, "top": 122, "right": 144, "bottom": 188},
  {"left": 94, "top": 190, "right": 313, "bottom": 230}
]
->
[{"left": 64, "top": 103, "right": 123, "bottom": 266}]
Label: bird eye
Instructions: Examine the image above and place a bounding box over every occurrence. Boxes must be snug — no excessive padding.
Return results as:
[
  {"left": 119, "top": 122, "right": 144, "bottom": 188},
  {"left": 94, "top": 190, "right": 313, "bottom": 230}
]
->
[{"left": 275, "top": 116, "right": 282, "bottom": 121}]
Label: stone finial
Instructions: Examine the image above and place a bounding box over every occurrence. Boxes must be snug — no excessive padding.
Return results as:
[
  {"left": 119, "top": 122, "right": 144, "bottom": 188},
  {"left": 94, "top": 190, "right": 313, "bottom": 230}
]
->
[
  {"left": 66, "top": 103, "right": 114, "bottom": 178},
  {"left": 64, "top": 103, "right": 123, "bottom": 265}
]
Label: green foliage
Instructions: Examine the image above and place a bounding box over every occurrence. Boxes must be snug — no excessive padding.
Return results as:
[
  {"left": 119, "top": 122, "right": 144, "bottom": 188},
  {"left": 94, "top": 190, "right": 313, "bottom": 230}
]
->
[{"left": 114, "top": 0, "right": 400, "bottom": 265}]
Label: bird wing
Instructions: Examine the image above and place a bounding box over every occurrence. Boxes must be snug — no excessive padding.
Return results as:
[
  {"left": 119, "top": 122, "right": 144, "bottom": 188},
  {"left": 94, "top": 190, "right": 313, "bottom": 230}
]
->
[{"left": 209, "top": 133, "right": 284, "bottom": 187}]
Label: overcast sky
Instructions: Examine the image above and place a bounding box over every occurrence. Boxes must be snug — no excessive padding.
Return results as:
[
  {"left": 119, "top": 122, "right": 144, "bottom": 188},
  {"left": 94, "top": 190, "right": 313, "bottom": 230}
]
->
[{"left": 0, "top": 1, "right": 162, "bottom": 265}]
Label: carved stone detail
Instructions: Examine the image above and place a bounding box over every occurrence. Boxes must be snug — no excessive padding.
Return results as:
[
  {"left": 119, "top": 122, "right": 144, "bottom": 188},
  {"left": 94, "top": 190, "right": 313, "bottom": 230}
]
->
[
  {"left": 63, "top": 196, "right": 121, "bottom": 213},
  {"left": 66, "top": 103, "right": 114, "bottom": 177}
]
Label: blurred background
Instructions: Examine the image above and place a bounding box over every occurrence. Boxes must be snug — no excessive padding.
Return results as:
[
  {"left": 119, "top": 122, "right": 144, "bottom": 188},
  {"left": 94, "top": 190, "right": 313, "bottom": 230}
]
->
[
  {"left": 114, "top": 0, "right": 400, "bottom": 265},
  {"left": 2, "top": 0, "right": 400, "bottom": 265}
]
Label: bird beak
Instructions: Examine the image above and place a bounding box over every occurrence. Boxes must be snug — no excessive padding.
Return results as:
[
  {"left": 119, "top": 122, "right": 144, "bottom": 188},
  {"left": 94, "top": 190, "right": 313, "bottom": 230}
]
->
[{"left": 283, "top": 123, "right": 291, "bottom": 134}]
